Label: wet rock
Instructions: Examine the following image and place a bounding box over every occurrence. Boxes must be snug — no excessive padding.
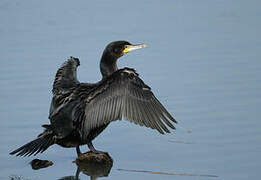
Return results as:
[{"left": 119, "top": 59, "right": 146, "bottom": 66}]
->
[
  {"left": 30, "top": 159, "right": 53, "bottom": 170},
  {"left": 73, "top": 151, "right": 113, "bottom": 179}
]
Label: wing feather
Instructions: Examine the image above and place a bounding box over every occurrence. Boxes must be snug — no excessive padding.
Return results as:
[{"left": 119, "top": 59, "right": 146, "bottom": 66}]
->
[
  {"left": 52, "top": 56, "right": 80, "bottom": 96},
  {"left": 82, "top": 68, "right": 176, "bottom": 138}
]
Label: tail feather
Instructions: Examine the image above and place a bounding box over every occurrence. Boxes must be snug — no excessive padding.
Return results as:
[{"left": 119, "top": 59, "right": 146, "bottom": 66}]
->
[{"left": 10, "top": 133, "right": 54, "bottom": 157}]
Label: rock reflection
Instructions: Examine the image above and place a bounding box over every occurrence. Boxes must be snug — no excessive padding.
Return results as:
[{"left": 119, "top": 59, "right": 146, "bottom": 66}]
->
[{"left": 59, "top": 152, "right": 113, "bottom": 180}]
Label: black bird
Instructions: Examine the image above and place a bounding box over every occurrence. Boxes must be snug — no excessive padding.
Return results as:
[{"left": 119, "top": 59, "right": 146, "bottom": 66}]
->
[{"left": 10, "top": 41, "right": 177, "bottom": 157}]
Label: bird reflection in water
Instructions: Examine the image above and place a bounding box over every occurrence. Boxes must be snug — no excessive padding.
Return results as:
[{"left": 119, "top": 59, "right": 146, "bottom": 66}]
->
[{"left": 58, "top": 152, "right": 113, "bottom": 180}]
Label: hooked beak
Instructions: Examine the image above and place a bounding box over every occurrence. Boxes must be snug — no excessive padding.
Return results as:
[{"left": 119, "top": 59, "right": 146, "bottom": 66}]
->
[{"left": 123, "top": 44, "right": 147, "bottom": 54}]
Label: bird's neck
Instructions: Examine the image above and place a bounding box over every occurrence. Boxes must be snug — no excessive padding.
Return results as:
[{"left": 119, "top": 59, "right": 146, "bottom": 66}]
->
[{"left": 100, "top": 51, "right": 118, "bottom": 78}]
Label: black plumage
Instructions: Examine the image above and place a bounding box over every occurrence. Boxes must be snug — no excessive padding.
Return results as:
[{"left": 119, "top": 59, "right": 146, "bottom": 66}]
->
[{"left": 10, "top": 41, "right": 177, "bottom": 157}]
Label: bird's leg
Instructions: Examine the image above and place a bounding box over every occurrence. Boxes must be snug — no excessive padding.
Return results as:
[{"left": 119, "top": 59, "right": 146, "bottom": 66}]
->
[
  {"left": 76, "top": 146, "right": 82, "bottom": 157},
  {"left": 87, "top": 142, "right": 103, "bottom": 153}
]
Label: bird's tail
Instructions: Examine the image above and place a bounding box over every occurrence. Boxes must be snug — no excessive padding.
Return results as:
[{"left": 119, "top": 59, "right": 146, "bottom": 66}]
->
[{"left": 9, "top": 125, "right": 55, "bottom": 157}]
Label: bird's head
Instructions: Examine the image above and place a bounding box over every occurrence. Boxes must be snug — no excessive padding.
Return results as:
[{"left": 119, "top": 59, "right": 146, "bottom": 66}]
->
[
  {"left": 105, "top": 40, "right": 147, "bottom": 59},
  {"left": 100, "top": 40, "right": 146, "bottom": 78}
]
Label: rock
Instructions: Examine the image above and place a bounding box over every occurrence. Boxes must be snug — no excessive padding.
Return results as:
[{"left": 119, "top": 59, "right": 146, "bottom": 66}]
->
[
  {"left": 30, "top": 158, "right": 53, "bottom": 170},
  {"left": 73, "top": 151, "right": 113, "bottom": 179}
]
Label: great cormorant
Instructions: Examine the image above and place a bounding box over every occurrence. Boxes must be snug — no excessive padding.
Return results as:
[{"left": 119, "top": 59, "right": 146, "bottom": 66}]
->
[{"left": 10, "top": 41, "right": 177, "bottom": 157}]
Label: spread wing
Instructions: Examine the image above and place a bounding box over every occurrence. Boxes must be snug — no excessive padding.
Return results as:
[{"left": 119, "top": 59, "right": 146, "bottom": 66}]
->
[
  {"left": 49, "top": 57, "right": 81, "bottom": 137},
  {"left": 82, "top": 68, "right": 177, "bottom": 139}
]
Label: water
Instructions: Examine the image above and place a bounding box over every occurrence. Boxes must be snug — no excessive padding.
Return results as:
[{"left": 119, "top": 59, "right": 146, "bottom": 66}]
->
[{"left": 1, "top": 0, "right": 261, "bottom": 179}]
